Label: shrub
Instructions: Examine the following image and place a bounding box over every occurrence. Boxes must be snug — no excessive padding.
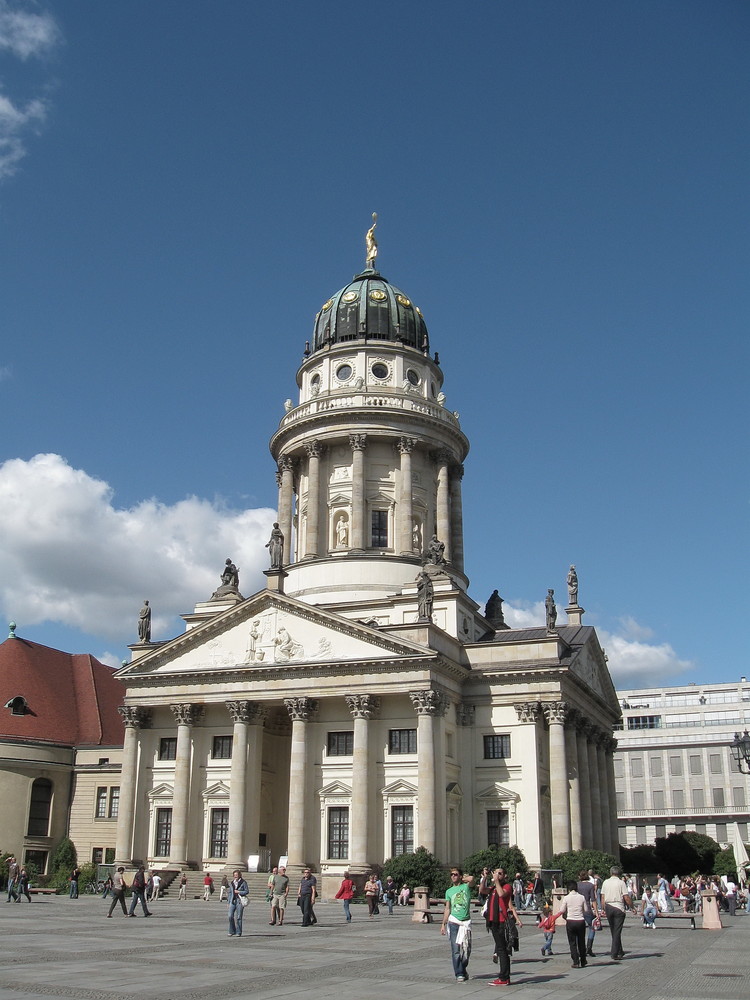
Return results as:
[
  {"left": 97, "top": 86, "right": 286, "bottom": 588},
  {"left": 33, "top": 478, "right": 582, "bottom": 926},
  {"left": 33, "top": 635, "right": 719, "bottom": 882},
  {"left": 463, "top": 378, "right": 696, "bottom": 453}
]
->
[
  {"left": 713, "top": 846, "right": 737, "bottom": 879},
  {"left": 50, "top": 837, "right": 77, "bottom": 875},
  {"left": 462, "top": 846, "right": 529, "bottom": 887},
  {"left": 543, "top": 849, "right": 617, "bottom": 885},
  {"left": 620, "top": 844, "right": 658, "bottom": 873},
  {"left": 381, "top": 846, "right": 448, "bottom": 898},
  {"left": 654, "top": 831, "right": 719, "bottom": 877}
]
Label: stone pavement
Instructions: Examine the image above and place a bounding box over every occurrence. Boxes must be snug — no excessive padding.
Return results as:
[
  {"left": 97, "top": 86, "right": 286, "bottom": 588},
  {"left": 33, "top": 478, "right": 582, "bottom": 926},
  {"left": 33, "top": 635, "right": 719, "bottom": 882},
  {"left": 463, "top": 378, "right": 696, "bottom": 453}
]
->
[{"left": 0, "top": 895, "right": 748, "bottom": 1000}]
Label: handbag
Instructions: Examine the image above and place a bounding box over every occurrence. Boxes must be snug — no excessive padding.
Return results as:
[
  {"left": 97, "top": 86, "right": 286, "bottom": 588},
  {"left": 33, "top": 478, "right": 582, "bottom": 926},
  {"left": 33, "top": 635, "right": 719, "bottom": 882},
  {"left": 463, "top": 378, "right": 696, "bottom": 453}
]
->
[
  {"left": 593, "top": 916, "right": 602, "bottom": 930},
  {"left": 240, "top": 895, "right": 249, "bottom": 908}
]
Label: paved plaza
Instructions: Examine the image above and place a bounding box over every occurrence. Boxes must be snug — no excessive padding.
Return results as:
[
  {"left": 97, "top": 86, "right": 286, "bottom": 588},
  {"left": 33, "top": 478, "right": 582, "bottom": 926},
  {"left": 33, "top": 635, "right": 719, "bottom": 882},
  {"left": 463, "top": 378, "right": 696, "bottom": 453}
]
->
[{"left": 0, "top": 895, "right": 748, "bottom": 1000}]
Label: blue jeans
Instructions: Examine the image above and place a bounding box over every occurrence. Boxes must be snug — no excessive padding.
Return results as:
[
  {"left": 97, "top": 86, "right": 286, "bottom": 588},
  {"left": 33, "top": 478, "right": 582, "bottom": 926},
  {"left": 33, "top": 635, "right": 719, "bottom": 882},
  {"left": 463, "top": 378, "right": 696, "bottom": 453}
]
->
[
  {"left": 384, "top": 896, "right": 394, "bottom": 914},
  {"left": 542, "top": 931, "right": 554, "bottom": 954},
  {"left": 300, "top": 894, "right": 313, "bottom": 926},
  {"left": 447, "top": 921, "right": 470, "bottom": 979},
  {"left": 642, "top": 904, "right": 657, "bottom": 926},
  {"left": 584, "top": 908, "right": 596, "bottom": 947},
  {"left": 69, "top": 880, "right": 78, "bottom": 899},
  {"left": 129, "top": 888, "right": 151, "bottom": 916},
  {"left": 342, "top": 899, "right": 351, "bottom": 921},
  {"left": 228, "top": 898, "right": 244, "bottom": 936}
]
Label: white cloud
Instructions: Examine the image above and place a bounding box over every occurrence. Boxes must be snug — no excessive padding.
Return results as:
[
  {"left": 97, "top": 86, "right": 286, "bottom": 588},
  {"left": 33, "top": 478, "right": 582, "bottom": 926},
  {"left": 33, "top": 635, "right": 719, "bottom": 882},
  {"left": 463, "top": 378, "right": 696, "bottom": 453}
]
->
[
  {"left": 616, "top": 615, "right": 654, "bottom": 642},
  {"left": 0, "top": 454, "right": 277, "bottom": 643},
  {"left": 0, "top": 1, "right": 59, "bottom": 59},
  {"left": 503, "top": 600, "right": 545, "bottom": 629},
  {"left": 0, "top": 92, "right": 46, "bottom": 179},
  {"left": 597, "top": 629, "right": 692, "bottom": 688}
]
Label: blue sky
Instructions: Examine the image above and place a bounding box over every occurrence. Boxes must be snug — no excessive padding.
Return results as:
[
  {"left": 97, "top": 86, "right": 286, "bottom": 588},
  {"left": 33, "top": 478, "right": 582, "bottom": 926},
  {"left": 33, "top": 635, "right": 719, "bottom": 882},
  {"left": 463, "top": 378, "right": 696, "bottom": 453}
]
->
[{"left": 0, "top": 0, "right": 746, "bottom": 688}]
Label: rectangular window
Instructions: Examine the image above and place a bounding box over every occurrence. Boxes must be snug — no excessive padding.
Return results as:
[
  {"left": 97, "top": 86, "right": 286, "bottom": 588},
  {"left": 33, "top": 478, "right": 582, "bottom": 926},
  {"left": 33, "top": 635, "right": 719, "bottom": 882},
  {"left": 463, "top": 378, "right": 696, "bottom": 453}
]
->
[
  {"left": 210, "top": 808, "right": 229, "bottom": 858},
  {"left": 91, "top": 848, "right": 103, "bottom": 865},
  {"left": 627, "top": 715, "right": 662, "bottom": 729},
  {"left": 212, "top": 736, "right": 233, "bottom": 759},
  {"left": 327, "top": 731, "right": 354, "bottom": 756},
  {"left": 650, "top": 757, "right": 663, "bottom": 777},
  {"left": 371, "top": 510, "right": 388, "bottom": 548},
  {"left": 24, "top": 850, "right": 48, "bottom": 875},
  {"left": 95, "top": 786, "right": 107, "bottom": 819},
  {"left": 155, "top": 808, "right": 172, "bottom": 856},
  {"left": 104, "top": 848, "right": 115, "bottom": 864},
  {"left": 655, "top": 825, "right": 666, "bottom": 839},
  {"left": 652, "top": 790, "right": 665, "bottom": 810},
  {"left": 108, "top": 787, "right": 119, "bottom": 819},
  {"left": 616, "top": 792, "right": 625, "bottom": 810},
  {"left": 328, "top": 806, "right": 349, "bottom": 859},
  {"left": 713, "top": 787, "right": 725, "bottom": 808},
  {"left": 672, "top": 789, "right": 684, "bottom": 809},
  {"left": 389, "top": 729, "right": 417, "bottom": 754},
  {"left": 483, "top": 735, "right": 512, "bottom": 759},
  {"left": 732, "top": 787, "right": 746, "bottom": 808},
  {"left": 693, "top": 788, "right": 705, "bottom": 808},
  {"left": 709, "top": 753, "right": 723, "bottom": 774},
  {"left": 633, "top": 791, "right": 645, "bottom": 810},
  {"left": 669, "top": 755, "right": 683, "bottom": 776},
  {"left": 716, "top": 823, "right": 727, "bottom": 841},
  {"left": 487, "top": 809, "right": 509, "bottom": 847},
  {"left": 391, "top": 805, "right": 414, "bottom": 856},
  {"left": 159, "top": 738, "right": 177, "bottom": 761},
  {"left": 689, "top": 755, "right": 702, "bottom": 775},
  {"left": 630, "top": 757, "right": 643, "bottom": 778},
  {"left": 613, "top": 758, "right": 624, "bottom": 778}
]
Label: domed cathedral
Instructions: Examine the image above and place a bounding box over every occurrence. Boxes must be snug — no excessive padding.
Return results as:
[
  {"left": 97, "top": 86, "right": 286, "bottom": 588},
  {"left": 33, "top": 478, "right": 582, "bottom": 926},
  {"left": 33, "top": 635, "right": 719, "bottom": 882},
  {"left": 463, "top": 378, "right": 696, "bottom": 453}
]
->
[{"left": 115, "top": 223, "right": 622, "bottom": 896}]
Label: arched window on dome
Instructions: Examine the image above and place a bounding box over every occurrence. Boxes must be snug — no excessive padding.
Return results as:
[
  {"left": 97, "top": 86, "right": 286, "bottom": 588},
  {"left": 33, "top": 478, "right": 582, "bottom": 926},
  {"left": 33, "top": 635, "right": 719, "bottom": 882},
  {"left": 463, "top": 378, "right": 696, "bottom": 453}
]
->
[
  {"left": 4, "top": 695, "right": 28, "bottom": 716},
  {"left": 27, "top": 778, "right": 53, "bottom": 837}
]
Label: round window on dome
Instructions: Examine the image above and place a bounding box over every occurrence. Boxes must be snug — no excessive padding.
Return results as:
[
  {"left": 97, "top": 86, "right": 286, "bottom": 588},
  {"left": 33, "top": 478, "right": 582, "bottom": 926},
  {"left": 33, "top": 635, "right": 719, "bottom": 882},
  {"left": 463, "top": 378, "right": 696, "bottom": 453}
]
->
[
  {"left": 406, "top": 368, "right": 420, "bottom": 386},
  {"left": 396, "top": 294, "right": 411, "bottom": 307},
  {"left": 342, "top": 291, "right": 358, "bottom": 303},
  {"left": 311, "top": 373, "right": 321, "bottom": 386},
  {"left": 371, "top": 362, "right": 389, "bottom": 380},
  {"left": 369, "top": 289, "right": 387, "bottom": 302},
  {"left": 336, "top": 364, "right": 353, "bottom": 382}
]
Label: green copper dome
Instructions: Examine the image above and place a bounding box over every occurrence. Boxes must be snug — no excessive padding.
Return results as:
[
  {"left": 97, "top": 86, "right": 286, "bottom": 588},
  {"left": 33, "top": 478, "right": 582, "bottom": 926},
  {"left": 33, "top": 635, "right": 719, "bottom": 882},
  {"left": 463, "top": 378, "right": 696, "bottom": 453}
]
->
[{"left": 311, "top": 269, "right": 430, "bottom": 354}]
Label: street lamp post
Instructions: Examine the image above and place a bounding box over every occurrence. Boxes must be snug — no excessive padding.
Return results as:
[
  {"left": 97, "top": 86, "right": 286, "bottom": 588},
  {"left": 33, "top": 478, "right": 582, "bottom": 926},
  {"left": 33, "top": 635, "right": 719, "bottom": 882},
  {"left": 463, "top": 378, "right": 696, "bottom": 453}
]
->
[{"left": 730, "top": 730, "right": 750, "bottom": 774}]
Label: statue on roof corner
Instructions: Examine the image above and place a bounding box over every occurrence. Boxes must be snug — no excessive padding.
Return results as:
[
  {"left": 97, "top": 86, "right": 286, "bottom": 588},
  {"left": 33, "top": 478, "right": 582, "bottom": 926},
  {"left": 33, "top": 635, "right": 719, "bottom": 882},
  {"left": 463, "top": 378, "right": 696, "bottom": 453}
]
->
[
  {"left": 416, "top": 569, "right": 434, "bottom": 622},
  {"left": 210, "top": 558, "right": 243, "bottom": 602},
  {"left": 365, "top": 212, "right": 378, "bottom": 268},
  {"left": 137, "top": 600, "right": 151, "bottom": 643},
  {"left": 484, "top": 590, "right": 506, "bottom": 629},
  {"left": 567, "top": 564, "right": 578, "bottom": 606},
  {"left": 545, "top": 589, "right": 557, "bottom": 632},
  {"left": 266, "top": 522, "right": 284, "bottom": 569}
]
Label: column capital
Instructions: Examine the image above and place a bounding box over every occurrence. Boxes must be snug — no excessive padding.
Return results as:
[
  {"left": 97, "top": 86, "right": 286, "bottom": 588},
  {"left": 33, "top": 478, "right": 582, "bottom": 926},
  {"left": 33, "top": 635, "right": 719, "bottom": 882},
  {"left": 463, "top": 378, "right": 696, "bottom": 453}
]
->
[
  {"left": 349, "top": 433, "right": 367, "bottom": 451},
  {"left": 431, "top": 447, "right": 453, "bottom": 466},
  {"left": 170, "top": 703, "right": 204, "bottom": 727},
  {"left": 542, "top": 701, "right": 570, "bottom": 726},
  {"left": 409, "top": 689, "right": 449, "bottom": 717},
  {"left": 455, "top": 703, "right": 475, "bottom": 727},
  {"left": 118, "top": 706, "right": 150, "bottom": 729},
  {"left": 397, "top": 436, "right": 417, "bottom": 455},
  {"left": 453, "top": 463, "right": 465, "bottom": 479},
  {"left": 279, "top": 455, "right": 296, "bottom": 474},
  {"left": 514, "top": 701, "right": 541, "bottom": 724},
  {"left": 564, "top": 706, "right": 580, "bottom": 729},
  {"left": 226, "top": 700, "right": 266, "bottom": 725},
  {"left": 284, "top": 696, "right": 318, "bottom": 722},
  {"left": 345, "top": 694, "right": 381, "bottom": 720},
  {"left": 304, "top": 439, "right": 324, "bottom": 459},
  {"left": 605, "top": 735, "right": 618, "bottom": 753}
]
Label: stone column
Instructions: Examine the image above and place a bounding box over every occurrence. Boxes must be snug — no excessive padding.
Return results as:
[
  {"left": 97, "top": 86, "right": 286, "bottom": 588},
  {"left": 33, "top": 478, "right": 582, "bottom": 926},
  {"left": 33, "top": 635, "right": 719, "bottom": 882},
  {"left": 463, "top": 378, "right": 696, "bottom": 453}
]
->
[
  {"left": 345, "top": 694, "right": 380, "bottom": 872},
  {"left": 435, "top": 450, "right": 452, "bottom": 563},
  {"left": 226, "top": 701, "right": 265, "bottom": 869},
  {"left": 115, "top": 707, "right": 149, "bottom": 866},
  {"left": 606, "top": 737, "right": 620, "bottom": 855},
  {"left": 565, "top": 709, "right": 583, "bottom": 851},
  {"left": 397, "top": 438, "right": 416, "bottom": 555},
  {"left": 169, "top": 704, "right": 202, "bottom": 868},
  {"left": 449, "top": 464, "right": 465, "bottom": 574},
  {"left": 303, "top": 440, "right": 323, "bottom": 558},
  {"left": 409, "top": 689, "right": 449, "bottom": 855},
  {"left": 543, "top": 702, "right": 571, "bottom": 854},
  {"left": 349, "top": 434, "right": 367, "bottom": 551},
  {"left": 596, "top": 735, "right": 611, "bottom": 853},
  {"left": 585, "top": 725, "right": 602, "bottom": 851},
  {"left": 575, "top": 722, "right": 593, "bottom": 848},
  {"left": 284, "top": 697, "right": 318, "bottom": 869},
  {"left": 277, "top": 456, "right": 296, "bottom": 564}
]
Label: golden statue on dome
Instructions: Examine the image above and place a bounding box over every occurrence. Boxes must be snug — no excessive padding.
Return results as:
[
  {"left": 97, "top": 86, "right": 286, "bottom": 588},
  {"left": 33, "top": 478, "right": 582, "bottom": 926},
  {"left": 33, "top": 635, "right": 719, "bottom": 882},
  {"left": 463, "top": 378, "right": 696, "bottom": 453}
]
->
[{"left": 365, "top": 212, "right": 378, "bottom": 268}]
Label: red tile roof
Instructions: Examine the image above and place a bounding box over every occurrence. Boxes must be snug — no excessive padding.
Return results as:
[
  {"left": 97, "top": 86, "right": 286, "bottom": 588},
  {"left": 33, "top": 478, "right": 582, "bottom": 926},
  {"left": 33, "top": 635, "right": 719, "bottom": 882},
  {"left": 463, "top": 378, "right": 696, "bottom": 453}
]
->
[{"left": 0, "top": 637, "right": 125, "bottom": 747}]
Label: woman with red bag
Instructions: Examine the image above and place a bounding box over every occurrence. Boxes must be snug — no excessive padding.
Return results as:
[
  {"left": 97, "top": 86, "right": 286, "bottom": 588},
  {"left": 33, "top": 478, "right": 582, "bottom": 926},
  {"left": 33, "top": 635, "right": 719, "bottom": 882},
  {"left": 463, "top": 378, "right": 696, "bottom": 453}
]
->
[{"left": 485, "top": 868, "right": 523, "bottom": 987}]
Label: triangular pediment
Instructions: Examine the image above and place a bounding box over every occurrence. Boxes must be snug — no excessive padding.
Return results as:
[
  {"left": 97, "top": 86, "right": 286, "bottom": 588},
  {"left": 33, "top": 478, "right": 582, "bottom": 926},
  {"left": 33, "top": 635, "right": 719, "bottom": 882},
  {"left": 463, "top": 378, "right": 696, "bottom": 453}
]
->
[
  {"left": 319, "top": 780, "right": 352, "bottom": 798},
  {"left": 381, "top": 778, "right": 418, "bottom": 796},
  {"left": 147, "top": 782, "right": 174, "bottom": 799},
  {"left": 568, "top": 633, "right": 620, "bottom": 711},
  {"left": 116, "top": 590, "right": 434, "bottom": 679},
  {"left": 476, "top": 782, "right": 519, "bottom": 804},
  {"left": 202, "top": 781, "right": 230, "bottom": 799}
]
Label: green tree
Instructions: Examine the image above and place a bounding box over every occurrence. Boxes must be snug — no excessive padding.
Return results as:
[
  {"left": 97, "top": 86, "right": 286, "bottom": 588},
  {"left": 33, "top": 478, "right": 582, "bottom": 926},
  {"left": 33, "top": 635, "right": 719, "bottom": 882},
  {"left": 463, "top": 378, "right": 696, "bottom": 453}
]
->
[
  {"left": 381, "top": 846, "right": 448, "bottom": 898},
  {"left": 50, "top": 836, "right": 77, "bottom": 875},
  {"left": 712, "top": 846, "right": 737, "bottom": 878},
  {"left": 620, "top": 843, "right": 658, "bottom": 874},
  {"left": 462, "top": 846, "right": 529, "bottom": 886},
  {"left": 543, "top": 849, "right": 617, "bottom": 886},
  {"left": 654, "top": 831, "right": 719, "bottom": 877}
]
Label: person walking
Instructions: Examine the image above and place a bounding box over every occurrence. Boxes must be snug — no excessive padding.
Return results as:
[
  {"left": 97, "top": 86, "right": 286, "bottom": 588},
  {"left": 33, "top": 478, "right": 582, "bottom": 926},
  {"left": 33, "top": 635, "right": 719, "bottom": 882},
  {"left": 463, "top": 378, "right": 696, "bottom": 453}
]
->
[
  {"left": 560, "top": 880, "right": 591, "bottom": 968},
  {"left": 298, "top": 868, "right": 317, "bottom": 927},
  {"left": 178, "top": 873, "right": 187, "bottom": 900},
  {"left": 335, "top": 872, "right": 355, "bottom": 922},
  {"left": 441, "top": 868, "right": 473, "bottom": 982},
  {"left": 6, "top": 857, "right": 19, "bottom": 902},
  {"left": 203, "top": 872, "right": 213, "bottom": 901},
  {"left": 227, "top": 869, "right": 249, "bottom": 937},
  {"left": 364, "top": 873, "right": 379, "bottom": 918},
  {"left": 17, "top": 868, "right": 32, "bottom": 902},
  {"left": 149, "top": 872, "right": 161, "bottom": 902},
  {"left": 269, "top": 865, "right": 289, "bottom": 925},
  {"left": 106, "top": 867, "right": 129, "bottom": 917},
  {"left": 485, "top": 867, "right": 522, "bottom": 987},
  {"left": 577, "top": 869, "right": 600, "bottom": 957},
  {"left": 128, "top": 866, "right": 152, "bottom": 917},
  {"left": 601, "top": 866, "right": 635, "bottom": 961},
  {"left": 382, "top": 876, "right": 397, "bottom": 915}
]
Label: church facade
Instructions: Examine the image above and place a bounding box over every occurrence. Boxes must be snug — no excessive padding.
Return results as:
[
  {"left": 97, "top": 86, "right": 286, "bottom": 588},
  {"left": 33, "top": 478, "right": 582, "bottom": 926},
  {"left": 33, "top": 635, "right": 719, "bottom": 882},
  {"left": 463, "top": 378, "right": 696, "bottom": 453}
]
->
[{"left": 115, "top": 236, "right": 621, "bottom": 893}]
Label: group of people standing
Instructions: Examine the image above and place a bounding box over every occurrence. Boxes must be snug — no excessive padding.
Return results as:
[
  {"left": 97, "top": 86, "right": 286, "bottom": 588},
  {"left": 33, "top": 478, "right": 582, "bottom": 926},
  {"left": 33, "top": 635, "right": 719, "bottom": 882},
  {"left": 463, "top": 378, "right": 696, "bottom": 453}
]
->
[{"left": 5, "top": 857, "right": 31, "bottom": 903}]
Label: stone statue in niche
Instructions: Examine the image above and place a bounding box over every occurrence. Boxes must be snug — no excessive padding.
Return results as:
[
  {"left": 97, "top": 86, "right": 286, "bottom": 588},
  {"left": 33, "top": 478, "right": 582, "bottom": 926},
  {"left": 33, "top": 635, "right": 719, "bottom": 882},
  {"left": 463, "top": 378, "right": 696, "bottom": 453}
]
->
[
  {"left": 412, "top": 522, "right": 422, "bottom": 552},
  {"left": 137, "top": 600, "right": 151, "bottom": 642},
  {"left": 545, "top": 589, "right": 557, "bottom": 632},
  {"left": 335, "top": 515, "right": 349, "bottom": 548},
  {"left": 266, "top": 523, "right": 284, "bottom": 569},
  {"left": 426, "top": 534, "right": 446, "bottom": 565},
  {"left": 416, "top": 570, "right": 434, "bottom": 621}
]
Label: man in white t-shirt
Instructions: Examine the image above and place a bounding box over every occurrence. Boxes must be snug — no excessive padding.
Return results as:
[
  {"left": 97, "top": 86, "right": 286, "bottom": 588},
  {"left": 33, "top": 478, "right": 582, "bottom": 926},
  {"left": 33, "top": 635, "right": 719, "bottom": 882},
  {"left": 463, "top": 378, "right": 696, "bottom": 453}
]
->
[{"left": 601, "top": 866, "right": 634, "bottom": 961}]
